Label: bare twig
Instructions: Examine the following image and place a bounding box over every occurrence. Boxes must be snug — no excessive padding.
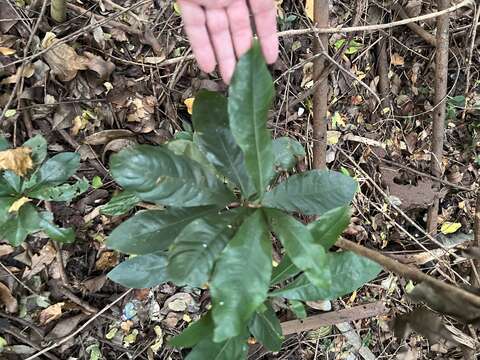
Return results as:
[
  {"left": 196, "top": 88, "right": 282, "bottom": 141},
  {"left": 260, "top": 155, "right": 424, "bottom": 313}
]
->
[
  {"left": 281, "top": 302, "right": 387, "bottom": 335},
  {"left": 427, "top": 0, "right": 450, "bottom": 234},
  {"left": 312, "top": 0, "right": 329, "bottom": 169},
  {"left": 0, "top": 0, "right": 47, "bottom": 123},
  {"left": 336, "top": 238, "right": 480, "bottom": 308},
  {"left": 393, "top": 4, "right": 436, "bottom": 46},
  {"left": 473, "top": 191, "right": 480, "bottom": 287},
  {"left": 279, "top": 0, "right": 471, "bottom": 36}
]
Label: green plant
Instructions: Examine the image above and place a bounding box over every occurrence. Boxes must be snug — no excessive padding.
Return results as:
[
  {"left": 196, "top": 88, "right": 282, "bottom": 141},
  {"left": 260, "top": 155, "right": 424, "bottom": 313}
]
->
[
  {"left": 0, "top": 135, "right": 87, "bottom": 246},
  {"left": 106, "top": 43, "right": 381, "bottom": 359}
]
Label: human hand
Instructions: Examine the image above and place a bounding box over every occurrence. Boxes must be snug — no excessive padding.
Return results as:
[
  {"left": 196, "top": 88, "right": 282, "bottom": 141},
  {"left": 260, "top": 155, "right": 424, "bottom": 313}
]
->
[{"left": 178, "top": 0, "right": 278, "bottom": 84}]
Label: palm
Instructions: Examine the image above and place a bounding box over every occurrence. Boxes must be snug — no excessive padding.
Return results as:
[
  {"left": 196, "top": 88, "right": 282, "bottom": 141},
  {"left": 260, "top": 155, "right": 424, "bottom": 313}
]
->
[{"left": 179, "top": 0, "right": 278, "bottom": 83}]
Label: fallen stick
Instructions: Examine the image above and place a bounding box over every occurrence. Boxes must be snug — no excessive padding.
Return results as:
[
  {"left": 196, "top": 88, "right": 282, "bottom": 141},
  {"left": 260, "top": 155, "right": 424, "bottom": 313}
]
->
[{"left": 281, "top": 301, "right": 387, "bottom": 335}]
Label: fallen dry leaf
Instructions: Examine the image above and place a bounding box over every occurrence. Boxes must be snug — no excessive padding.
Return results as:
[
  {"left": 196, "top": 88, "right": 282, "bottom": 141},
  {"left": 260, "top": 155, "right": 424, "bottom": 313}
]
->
[
  {"left": 0, "top": 47, "right": 15, "bottom": 56},
  {"left": 39, "top": 302, "right": 64, "bottom": 325},
  {"left": 82, "top": 275, "right": 107, "bottom": 294},
  {"left": 127, "top": 96, "right": 156, "bottom": 123},
  {"left": 305, "top": 0, "right": 314, "bottom": 20},
  {"left": 0, "top": 282, "right": 17, "bottom": 313},
  {"left": 95, "top": 251, "right": 119, "bottom": 271},
  {"left": 391, "top": 53, "right": 405, "bottom": 66},
  {"left": 0, "top": 244, "right": 14, "bottom": 257},
  {"left": 0, "top": 147, "right": 33, "bottom": 176},
  {"left": 8, "top": 197, "right": 31, "bottom": 213},
  {"left": 23, "top": 242, "right": 57, "bottom": 279},
  {"left": 47, "top": 313, "right": 89, "bottom": 339},
  {"left": 41, "top": 32, "right": 114, "bottom": 82},
  {"left": 380, "top": 166, "right": 446, "bottom": 210},
  {"left": 84, "top": 129, "right": 134, "bottom": 146},
  {"left": 184, "top": 98, "right": 195, "bottom": 115}
]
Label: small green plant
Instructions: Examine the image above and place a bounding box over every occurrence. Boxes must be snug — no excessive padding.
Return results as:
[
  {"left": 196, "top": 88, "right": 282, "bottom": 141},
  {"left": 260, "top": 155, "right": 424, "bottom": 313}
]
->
[
  {"left": 106, "top": 43, "right": 381, "bottom": 359},
  {"left": 0, "top": 135, "right": 87, "bottom": 246}
]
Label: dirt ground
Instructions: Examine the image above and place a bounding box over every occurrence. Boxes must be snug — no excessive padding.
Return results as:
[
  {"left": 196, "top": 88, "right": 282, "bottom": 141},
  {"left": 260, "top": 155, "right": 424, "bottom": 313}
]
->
[{"left": 0, "top": 0, "right": 480, "bottom": 359}]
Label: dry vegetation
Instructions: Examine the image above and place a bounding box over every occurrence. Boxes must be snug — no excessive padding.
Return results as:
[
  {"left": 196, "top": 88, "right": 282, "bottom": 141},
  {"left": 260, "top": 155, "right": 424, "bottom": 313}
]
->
[{"left": 1, "top": 0, "right": 480, "bottom": 359}]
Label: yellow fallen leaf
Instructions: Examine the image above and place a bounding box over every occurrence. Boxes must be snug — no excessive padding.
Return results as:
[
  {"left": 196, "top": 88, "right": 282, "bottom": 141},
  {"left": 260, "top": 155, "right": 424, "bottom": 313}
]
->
[
  {"left": 440, "top": 222, "right": 462, "bottom": 235},
  {"left": 327, "top": 131, "right": 341, "bottom": 145},
  {"left": 305, "top": 0, "right": 314, "bottom": 20},
  {"left": 0, "top": 147, "right": 33, "bottom": 176},
  {"left": 173, "top": 2, "right": 181, "bottom": 15},
  {"left": 38, "top": 302, "right": 64, "bottom": 325},
  {"left": 8, "top": 197, "right": 31, "bottom": 213},
  {"left": 184, "top": 98, "right": 195, "bottom": 115},
  {"left": 391, "top": 53, "right": 405, "bottom": 66},
  {"left": 0, "top": 47, "right": 16, "bottom": 56}
]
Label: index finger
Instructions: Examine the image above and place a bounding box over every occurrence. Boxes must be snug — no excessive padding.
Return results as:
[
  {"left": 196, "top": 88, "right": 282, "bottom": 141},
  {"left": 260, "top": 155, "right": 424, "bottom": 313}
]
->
[{"left": 249, "top": 0, "right": 278, "bottom": 64}]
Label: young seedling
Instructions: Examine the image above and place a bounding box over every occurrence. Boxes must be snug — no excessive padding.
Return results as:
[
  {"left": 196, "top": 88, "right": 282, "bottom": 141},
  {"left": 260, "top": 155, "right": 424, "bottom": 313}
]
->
[
  {"left": 107, "top": 43, "right": 381, "bottom": 359},
  {"left": 0, "top": 135, "right": 87, "bottom": 246}
]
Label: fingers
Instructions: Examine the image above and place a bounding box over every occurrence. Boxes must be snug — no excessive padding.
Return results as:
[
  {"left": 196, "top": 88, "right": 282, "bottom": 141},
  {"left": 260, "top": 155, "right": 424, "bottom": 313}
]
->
[
  {"left": 227, "top": 0, "right": 253, "bottom": 59},
  {"left": 206, "top": 8, "right": 237, "bottom": 83},
  {"left": 178, "top": 0, "right": 216, "bottom": 73},
  {"left": 249, "top": 0, "right": 279, "bottom": 64}
]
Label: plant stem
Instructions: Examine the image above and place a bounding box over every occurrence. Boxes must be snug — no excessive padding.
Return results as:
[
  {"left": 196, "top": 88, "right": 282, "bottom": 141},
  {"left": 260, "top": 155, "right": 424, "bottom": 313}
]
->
[
  {"left": 312, "top": 0, "right": 329, "bottom": 169},
  {"left": 336, "top": 238, "right": 480, "bottom": 308},
  {"left": 426, "top": 0, "right": 450, "bottom": 234},
  {"left": 51, "top": 0, "right": 66, "bottom": 23}
]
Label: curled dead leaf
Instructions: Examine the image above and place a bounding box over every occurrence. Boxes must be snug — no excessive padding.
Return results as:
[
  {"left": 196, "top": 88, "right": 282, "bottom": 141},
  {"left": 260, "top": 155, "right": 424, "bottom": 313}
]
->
[
  {"left": 23, "top": 242, "right": 57, "bottom": 279},
  {"left": 84, "top": 129, "right": 134, "bottom": 146},
  {"left": 39, "top": 302, "right": 64, "bottom": 325},
  {"left": 41, "top": 32, "right": 115, "bottom": 82},
  {"left": 95, "top": 251, "right": 119, "bottom": 271},
  {"left": 0, "top": 244, "right": 14, "bottom": 257},
  {"left": 0, "top": 147, "right": 33, "bottom": 176},
  {"left": 184, "top": 98, "right": 195, "bottom": 115},
  {"left": 0, "top": 282, "right": 17, "bottom": 313},
  {"left": 8, "top": 197, "right": 31, "bottom": 213},
  {"left": 127, "top": 95, "right": 156, "bottom": 123}
]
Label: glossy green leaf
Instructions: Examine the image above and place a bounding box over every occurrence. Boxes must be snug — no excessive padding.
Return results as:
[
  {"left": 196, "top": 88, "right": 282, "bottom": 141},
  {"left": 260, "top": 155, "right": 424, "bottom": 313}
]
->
[
  {"left": 23, "top": 135, "right": 47, "bottom": 165},
  {"left": 3, "top": 171, "right": 22, "bottom": 193},
  {"left": 0, "top": 203, "right": 41, "bottom": 246},
  {"left": 170, "top": 312, "right": 214, "bottom": 348},
  {"left": 28, "top": 179, "right": 89, "bottom": 202},
  {"left": 228, "top": 42, "right": 274, "bottom": 198},
  {"left": 289, "top": 300, "right": 307, "bottom": 319},
  {"left": 263, "top": 170, "right": 357, "bottom": 215},
  {"left": 167, "top": 209, "right": 246, "bottom": 287},
  {"left": 267, "top": 210, "right": 330, "bottom": 289},
  {"left": 271, "top": 252, "right": 381, "bottom": 301},
  {"left": 272, "top": 137, "right": 305, "bottom": 171},
  {"left": 249, "top": 303, "right": 283, "bottom": 352},
  {"left": 38, "top": 212, "right": 75, "bottom": 244},
  {"left": 100, "top": 191, "right": 141, "bottom": 216},
  {"left": 193, "top": 91, "right": 254, "bottom": 197},
  {"left": 166, "top": 138, "right": 217, "bottom": 175},
  {"left": 107, "top": 253, "right": 169, "bottom": 288},
  {"left": 0, "top": 197, "right": 15, "bottom": 224},
  {"left": 271, "top": 255, "right": 300, "bottom": 285},
  {"left": 211, "top": 210, "right": 272, "bottom": 342},
  {"left": 186, "top": 332, "right": 249, "bottom": 360},
  {"left": 0, "top": 178, "right": 16, "bottom": 197},
  {"left": 107, "top": 207, "right": 219, "bottom": 255},
  {"left": 110, "top": 145, "right": 235, "bottom": 207},
  {"left": 34, "top": 153, "right": 81, "bottom": 187},
  {"left": 0, "top": 137, "right": 10, "bottom": 151},
  {"left": 307, "top": 206, "right": 350, "bottom": 250}
]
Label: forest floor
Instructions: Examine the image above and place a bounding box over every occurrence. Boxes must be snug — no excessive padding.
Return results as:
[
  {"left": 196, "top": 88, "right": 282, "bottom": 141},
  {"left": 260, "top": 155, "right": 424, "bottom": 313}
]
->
[{"left": 1, "top": 0, "right": 480, "bottom": 359}]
